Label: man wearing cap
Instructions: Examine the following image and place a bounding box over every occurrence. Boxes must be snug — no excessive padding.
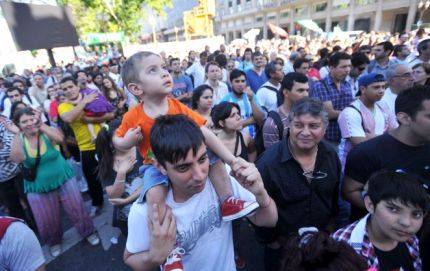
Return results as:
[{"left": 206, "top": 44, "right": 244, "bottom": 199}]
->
[
  {"left": 336, "top": 73, "right": 397, "bottom": 227},
  {"left": 338, "top": 73, "right": 398, "bottom": 172}
]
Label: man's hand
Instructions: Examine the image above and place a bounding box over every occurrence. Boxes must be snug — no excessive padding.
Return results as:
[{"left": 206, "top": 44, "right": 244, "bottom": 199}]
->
[
  {"left": 244, "top": 87, "right": 254, "bottom": 101},
  {"left": 123, "top": 127, "right": 143, "bottom": 146},
  {"left": 230, "top": 158, "right": 265, "bottom": 196},
  {"left": 81, "top": 92, "right": 98, "bottom": 106},
  {"left": 148, "top": 204, "right": 176, "bottom": 264}
]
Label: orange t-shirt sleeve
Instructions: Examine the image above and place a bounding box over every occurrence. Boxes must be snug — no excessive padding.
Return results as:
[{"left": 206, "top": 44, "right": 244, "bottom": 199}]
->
[{"left": 115, "top": 108, "right": 139, "bottom": 137}]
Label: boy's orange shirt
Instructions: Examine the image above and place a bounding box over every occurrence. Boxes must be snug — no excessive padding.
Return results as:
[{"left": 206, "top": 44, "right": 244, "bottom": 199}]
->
[{"left": 116, "top": 97, "right": 206, "bottom": 164}]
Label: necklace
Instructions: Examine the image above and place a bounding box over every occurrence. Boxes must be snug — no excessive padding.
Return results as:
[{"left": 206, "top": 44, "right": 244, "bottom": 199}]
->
[{"left": 288, "top": 139, "right": 318, "bottom": 179}]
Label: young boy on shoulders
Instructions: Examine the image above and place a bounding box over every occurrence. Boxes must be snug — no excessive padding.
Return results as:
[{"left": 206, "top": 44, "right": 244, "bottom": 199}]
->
[
  {"left": 113, "top": 51, "right": 259, "bottom": 270},
  {"left": 332, "top": 171, "right": 428, "bottom": 271}
]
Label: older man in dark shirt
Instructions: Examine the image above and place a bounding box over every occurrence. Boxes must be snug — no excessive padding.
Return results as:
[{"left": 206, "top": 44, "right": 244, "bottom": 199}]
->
[{"left": 256, "top": 98, "right": 340, "bottom": 271}]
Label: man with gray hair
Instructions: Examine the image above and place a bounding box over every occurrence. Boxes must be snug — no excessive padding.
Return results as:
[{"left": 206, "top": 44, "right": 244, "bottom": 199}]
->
[
  {"left": 255, "top": 97, "right": 341, "bottom": 271},
  {"left": 381, "top": 64, "right": 414, "bottom": 115}
]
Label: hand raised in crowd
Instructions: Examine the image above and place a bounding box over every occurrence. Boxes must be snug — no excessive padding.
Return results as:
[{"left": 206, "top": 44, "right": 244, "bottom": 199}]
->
[
  {"left": 32, "top": 107, "right": 43, "bottom": 127},
  {"left": 148, "top": 204, "right": 176, "bottom": 264},
  {"left": 244, "top": 87, "right": 254, "bottom": 101},
  {"left": 0, "top": 115, "right": 20, "bottom": 134},
  {"left": 117, "top": 156, "right": 137, "bottom": 175}
]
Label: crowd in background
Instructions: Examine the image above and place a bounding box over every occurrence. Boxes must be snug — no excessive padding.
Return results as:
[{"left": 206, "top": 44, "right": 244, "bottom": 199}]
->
[{"left": 0, "top": 27, "right": 430, "bottom": 271}]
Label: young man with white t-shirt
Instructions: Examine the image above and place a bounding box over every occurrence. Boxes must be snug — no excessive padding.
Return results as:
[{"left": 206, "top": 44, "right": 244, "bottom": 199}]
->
[
  {"left": 338, "top": 73, "right": 398, "bottom": 171},
  {"left": 124, "top": 115, "right": 277, "bottom": 271}
]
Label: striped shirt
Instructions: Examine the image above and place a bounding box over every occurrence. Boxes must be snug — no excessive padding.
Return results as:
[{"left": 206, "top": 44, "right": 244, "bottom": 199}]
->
[{"left": 0, "top": 116, "right": 19, "bottom": 182}]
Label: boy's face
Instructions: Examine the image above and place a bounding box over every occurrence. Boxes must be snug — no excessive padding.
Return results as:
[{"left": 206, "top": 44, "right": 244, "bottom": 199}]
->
[
  {"left": 365, "top": 197, "right": 424, "bottom": 242},
  {"left": 231, "top": 75, "right": 247, "bottom": 95},
  {"left": 156, "top": 143, "right": 209, "bottom": 203},
  {"left": 129, "top": 55, "right": 172, "bottom": 98}
]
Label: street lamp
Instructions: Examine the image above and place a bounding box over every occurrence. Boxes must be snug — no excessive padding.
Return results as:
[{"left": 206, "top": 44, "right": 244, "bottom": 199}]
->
[
  {"left": 417, "top": 0, "right": 430, "bottom": 27},
  {"left": 149, "top": 16, "right": 157, "bottom": 43}
]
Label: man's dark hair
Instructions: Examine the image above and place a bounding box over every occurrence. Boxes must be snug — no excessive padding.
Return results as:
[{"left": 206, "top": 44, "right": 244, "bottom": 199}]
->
[
  {"left": 12, "top": 78, "right": 26, "bottom": 86},
  {"left": 264, "top": 61, "right": 279, "bottom": 78},
  {"left": 252, "top": 51, "right": 263, "bottom": 61},
  {"left": 215, "top": 54, "right": 227, "bottom": 68},
  {"left": 74, "top": 70, "right": 87, "bottom": 79},
  {"left": 200, "top": 51, "right": 208, "bottom": 58},
  {"left": 211, "top": 101, "right": 241, "bottom": 129},
  {"left": 366, "top": 171, "right": 429, "bottom": 211},
  {"left": 351, "top": 52, "right": 370, "bottom": 67},
  {"left": 293, "top": 58, "right": 310, "bottom": 71},
  {"left": 169, "top": 58, "right": 180, "bottom": 66},
  {"left": 230, "top": 69, "right": 246, "bottom": 82},
  {"left": 393, "top": 45, "right": 406, "bottom": 57},
  {"left": 418, "top": 39, "right": 430, "bottom": 54},
  {"left": 281, "top": 72, "right": 308, "bottom": 91},
  {"left": 395, "top": 85, "right": 430, "bottom": 119},
  {"left": 319, "top": 48, "right": 330, "bottom": 59},
  {"left": 6, "top": 86, "right": 23, "bottom": 96},
  {"left": 376, "top": 41, "right": 394, "bottom": 54},
  {"left": 328, "top": 52, "right": 351, "bottom": 68},
  {"left": 60, "top": 76, "right": 78, "bottom": 86},
  {"left": 150, "top": 115, "right": 205, "bottom": 167},
  {"left": 278, "top": 72, "right": 308, "bottom": 106}
]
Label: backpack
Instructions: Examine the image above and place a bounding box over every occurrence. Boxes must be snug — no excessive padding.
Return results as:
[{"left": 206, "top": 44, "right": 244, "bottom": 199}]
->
[{"left": 254, "top": 110, "right": 284, "bottom": 156}]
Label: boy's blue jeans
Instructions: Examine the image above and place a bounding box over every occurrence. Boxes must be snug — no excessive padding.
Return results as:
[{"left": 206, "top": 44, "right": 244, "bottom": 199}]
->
[{"left": 137, "top": 149, "right": 219, "bottom": 203}]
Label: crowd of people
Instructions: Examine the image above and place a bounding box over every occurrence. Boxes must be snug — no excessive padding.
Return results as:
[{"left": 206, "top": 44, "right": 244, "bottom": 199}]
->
[{"left": 0, "top": 28, "right": 430, "bottom": 271}]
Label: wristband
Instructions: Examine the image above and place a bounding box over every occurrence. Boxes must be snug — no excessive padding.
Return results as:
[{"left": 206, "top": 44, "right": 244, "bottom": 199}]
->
[{"left": 115, "top": 180, "right": 125, "bottom": 183}]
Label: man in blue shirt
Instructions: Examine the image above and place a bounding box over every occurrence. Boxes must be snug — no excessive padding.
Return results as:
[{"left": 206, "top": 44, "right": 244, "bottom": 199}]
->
[
  {"left": 221, "top": 69, "right": 265, "bottom": 138},
  {"left": 246, "top": 52, "right": 268, "bottom": 93},
  {"left": 170, "top": 58, "right": 193, "bottom": 106}
]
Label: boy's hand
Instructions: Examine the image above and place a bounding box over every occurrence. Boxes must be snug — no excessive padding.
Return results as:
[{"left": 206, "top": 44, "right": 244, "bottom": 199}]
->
[
  {"left": 148, "top": 204, "right": 176, "bottom": 263},
  {"left": 230, "top": 158, "right": 265, "bottom": 196},
  {"left": 109, "top": 198, "right": 128, "bottom": 206},
  {"left": 124, "top": 127, "right": 143, "bottom": 145}
]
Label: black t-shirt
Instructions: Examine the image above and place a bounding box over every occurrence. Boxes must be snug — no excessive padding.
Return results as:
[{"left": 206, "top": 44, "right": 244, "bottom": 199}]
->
[
  {"left": 345, "top": 133, "right": 430, "bottom": 220},
  {"left": 374, "top": 242, "right": 415, "bottom": 271}
]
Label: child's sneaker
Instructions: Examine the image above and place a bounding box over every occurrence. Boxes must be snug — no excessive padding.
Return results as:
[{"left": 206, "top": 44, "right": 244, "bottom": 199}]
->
[
  {"left": 163, "top": 247, "right": 185, "bottom": 271},
  {"left": 221, "top": 197, "right": 259, "bottom": 221}
]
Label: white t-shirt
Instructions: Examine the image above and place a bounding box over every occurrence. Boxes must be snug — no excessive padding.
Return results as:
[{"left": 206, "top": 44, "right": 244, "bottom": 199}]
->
[
  {"left": 380, "top": 87, "right": 397, "bottom": 116},
  {"left": 0, "top": 221, "right": 45, "bottom": 271},
  {"left": 186, "top": 62, "right": 206, "bottom": 88},
  {"left": 205, "top": 80, "right": 229, "bottom": 105},
  {"left": 256, "top": 81, "right": 281, "bottom": 112},
  {"left": 126, "top": 176, "right": 256, "bottom": 271}
]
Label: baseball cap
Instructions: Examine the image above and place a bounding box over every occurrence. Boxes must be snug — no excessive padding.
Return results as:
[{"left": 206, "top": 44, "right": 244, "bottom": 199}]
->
[{"left": 358, "top": 73, "right": 385, "bottom": 88}]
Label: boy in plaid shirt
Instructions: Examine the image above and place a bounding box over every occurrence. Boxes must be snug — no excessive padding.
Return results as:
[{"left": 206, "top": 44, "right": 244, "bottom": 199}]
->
[{"left": 332, "top": 171, "right": 428, "bottom": 270}]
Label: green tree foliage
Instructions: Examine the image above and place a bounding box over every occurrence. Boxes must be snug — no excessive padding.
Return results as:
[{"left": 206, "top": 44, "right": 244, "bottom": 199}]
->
[{"left": 58, "top": 0, "right": 172, "bottom": 40}]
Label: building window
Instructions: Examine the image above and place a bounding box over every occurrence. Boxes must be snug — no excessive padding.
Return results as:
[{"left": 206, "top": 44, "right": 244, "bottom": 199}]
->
[
  {"left": 295, "top": 6, "right": 308, "bottom": 16},
  {"left": 333, "top": 3, "right": 349, "bottom": 9},
  {"left": 314, "top": 2, "right": 328, "bottom": 12},
  {"left": 256, "top": 16, "right": 263, "bottom": 22},
  {"left": 281, "top": 11, "right": 289, "bottom": 18},
  {"left": 237, "top": 0, "right": 241, "bottom": 5},
  {"left": 355, "top": 0, "right": 376, "bottom": 5},
  {"left": 228, "top": 1, "right": 233, "bottom": 7},
  {"left": 268, "top": 15, "right": 276, "bottom": 21}
]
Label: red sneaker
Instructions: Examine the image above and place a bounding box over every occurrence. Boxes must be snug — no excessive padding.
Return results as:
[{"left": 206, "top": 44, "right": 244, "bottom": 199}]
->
[
  {"left": 221, "top": 197, "right": 259, "bottom": 221},
  {"left": 163, "top": 247, "right": 185, "bottom": 271}
]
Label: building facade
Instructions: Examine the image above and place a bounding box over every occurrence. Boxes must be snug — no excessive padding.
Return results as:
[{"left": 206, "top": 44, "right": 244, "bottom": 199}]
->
[{"left": 215, "top": 0, "right": 429, "bottom": 43}]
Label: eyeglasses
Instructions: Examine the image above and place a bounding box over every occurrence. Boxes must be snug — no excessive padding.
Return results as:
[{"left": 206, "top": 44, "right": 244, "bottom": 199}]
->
[{"left": 357, "top": 66, "right": 367, "bottom": 71}]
